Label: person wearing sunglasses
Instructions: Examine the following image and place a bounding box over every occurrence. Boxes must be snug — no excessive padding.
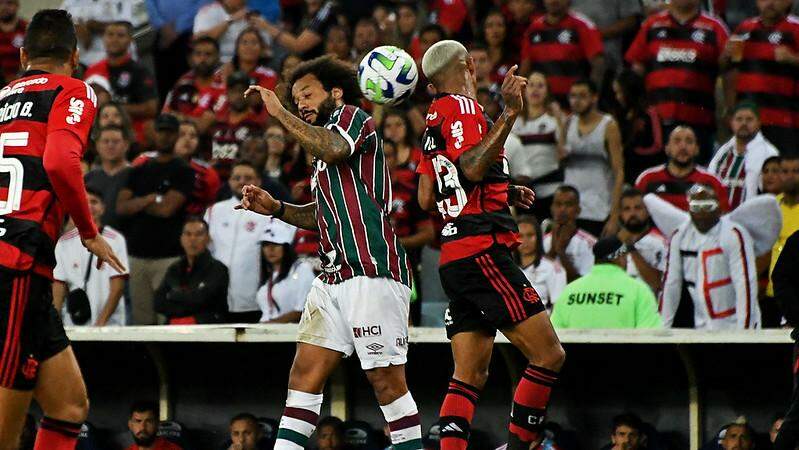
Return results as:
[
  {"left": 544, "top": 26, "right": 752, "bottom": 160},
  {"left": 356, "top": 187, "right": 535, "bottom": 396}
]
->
[{"left": 659, "top": 184, "right": 761, "bottom": 329}]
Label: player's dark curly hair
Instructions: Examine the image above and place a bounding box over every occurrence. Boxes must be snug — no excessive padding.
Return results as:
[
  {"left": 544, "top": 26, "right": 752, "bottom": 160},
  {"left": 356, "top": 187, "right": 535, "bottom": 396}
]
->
[{"left": 286, "top": 55, "right": 362, "bottom": 109}]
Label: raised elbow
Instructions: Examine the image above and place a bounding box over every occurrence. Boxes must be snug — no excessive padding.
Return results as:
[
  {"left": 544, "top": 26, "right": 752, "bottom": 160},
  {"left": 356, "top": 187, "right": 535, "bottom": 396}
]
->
[{"left": 462, "top": 167, "right": 484, "bottom": 183}]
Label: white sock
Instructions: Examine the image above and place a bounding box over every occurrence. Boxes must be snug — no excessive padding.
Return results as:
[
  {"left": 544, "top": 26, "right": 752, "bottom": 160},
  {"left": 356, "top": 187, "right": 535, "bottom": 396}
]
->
[{"left": 274, "top": 389, "right": 323, "bottom": 449}]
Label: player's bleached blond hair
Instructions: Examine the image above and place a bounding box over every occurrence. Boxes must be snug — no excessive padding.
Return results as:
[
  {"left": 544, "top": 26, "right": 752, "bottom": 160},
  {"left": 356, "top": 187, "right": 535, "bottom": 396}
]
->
[{"left": 421, "top": 40, "right": 468, "bottom": 81}]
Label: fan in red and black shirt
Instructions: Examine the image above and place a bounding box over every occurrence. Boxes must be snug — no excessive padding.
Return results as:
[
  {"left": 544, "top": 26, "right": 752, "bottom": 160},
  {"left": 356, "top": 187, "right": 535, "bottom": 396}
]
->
[
  {"left": 84, "top": 21, "right": 159, "bottom": 147},
  {"left": 519, "top": 0, "right": 604, "bottom": 108},
  {"left": 0, "top": 0, "right": 26, "bottom": 83},
  {"left": 635, "top": 125, "right": 729, "bottom": 212},
  {"left": 162, "top": 36, "right": 225, "bottom": 136},
  {"left": 626, "top": 2, "right": 729, "bottom": 161},
  {"left": 210, "top": 71, "right": 267, "bottom": 183},
  {"left": 0, "top": 10, "right": 125, "bottom": 450},
  {"left": 725, "top": 4, "right": 799, "bottom": 153},
  {"left": 417, "top": 40, "right": 564, "bottom": 450}
]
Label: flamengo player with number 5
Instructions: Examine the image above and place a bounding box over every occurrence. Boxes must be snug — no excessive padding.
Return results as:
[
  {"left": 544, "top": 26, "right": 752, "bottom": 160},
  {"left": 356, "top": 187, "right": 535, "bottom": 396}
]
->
[
  {"left": 416, "top": 40, "right": 564, "bottom": 450},
  {"left": 0, "top": 10, "right": 126, "bottom": 450}
]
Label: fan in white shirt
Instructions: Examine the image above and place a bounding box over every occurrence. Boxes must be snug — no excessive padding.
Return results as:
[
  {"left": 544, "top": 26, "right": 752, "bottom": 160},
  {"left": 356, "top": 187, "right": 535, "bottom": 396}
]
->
[
  {"left": 543, "top": 185, "right": 596, "bottom": 282},
  {"left": 516, "top": 215, "right": 566, "bottom": 313},
  {"left": 616, "top": 188, "right": 667, "bottom": 294},
  {"left": 53, "top": 189, "right": 129, "bottom": 326},
  {"left": 255, "top": 218, "right": 315, "bottom": 323}
]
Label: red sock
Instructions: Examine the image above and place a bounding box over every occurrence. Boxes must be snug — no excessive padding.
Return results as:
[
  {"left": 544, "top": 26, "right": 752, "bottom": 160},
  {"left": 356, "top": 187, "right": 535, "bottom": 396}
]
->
[
  {"left": 34, "top": 417, "right": 81, "bottom": 450},
  {"left": 508, "top": 365, "right": 559, "bottom": 447},
  {"left": 439, "top": 379, "right": 480, "bottom": 450}
]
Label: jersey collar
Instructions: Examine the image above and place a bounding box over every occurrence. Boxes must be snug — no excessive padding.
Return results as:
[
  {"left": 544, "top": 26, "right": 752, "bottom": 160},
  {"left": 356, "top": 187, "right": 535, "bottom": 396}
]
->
[{"left": 21, "top": 69, "right": 50, "bottom": 77}]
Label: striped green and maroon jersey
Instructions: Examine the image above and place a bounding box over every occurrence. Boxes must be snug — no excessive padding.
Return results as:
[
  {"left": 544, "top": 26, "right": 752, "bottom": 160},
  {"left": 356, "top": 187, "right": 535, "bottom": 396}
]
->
[{"left": 311, "top": 104, "right": 412, "bottom": 286}]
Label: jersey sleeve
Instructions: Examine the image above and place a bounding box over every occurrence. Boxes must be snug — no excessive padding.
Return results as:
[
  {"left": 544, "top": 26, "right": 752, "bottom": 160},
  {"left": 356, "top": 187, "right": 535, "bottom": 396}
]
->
[
  {"left": 659, "top": 228, "right": 684, "bottom": 327},
  {"left": 440, "top": 97, "right": 484, "bottom": 162},
  {"left": 325, "top": 105, "right": 370, "bottom": 156},
  {"left": 723, "top": 225, "right": 758, "bottom": 329},
  {"left": 576, "top": 17, "right": 604, "bottom": 59},
  {"left": 47, "top": 80, "right": 98, "bottom": 147},
  {"left": 625, "top": 21, "right": 651, "bottom": 65}
]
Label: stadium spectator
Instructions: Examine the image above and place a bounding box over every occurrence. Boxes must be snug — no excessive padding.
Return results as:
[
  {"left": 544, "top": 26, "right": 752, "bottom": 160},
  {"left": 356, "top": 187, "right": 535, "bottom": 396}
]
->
[
  {"left": 396, "top": 2, "right": 420, "bottom": 52},
  {"left": 661, "top": 184, "right": 760, "bottom": 330},
  {"left": 767, "top": 154, "right": 799, "bottom": 313},
  {"left": 117, "top": 114, "right": 194, "bottom": 325},
  {"left": 725, "top": 0, "right": 799, "bottom": 153},
  {"left": 96, "top": 101, "right": 138, "bottom": 159},
  {"left": 517, "top": 215, "right": 567, "bottom": 313},
  {"left": 504, "top": 0, "right": 541, "bottom": 59},
  {"left": 506, "top": 71, "right": 565, "bottom": 221},
  {"left": 228, "top": 413, "right": 263, "bottom": 450},
  {"left": 211, "top": 71, "right": 267, "bottom": 181},
  {"left": 126, "top": 401, "right": 183, "bottom": 450},
  {"left": 0, "top": 0, "right": 25, "bottom": 83},
  {"left": 84, "top": 21, "right": 159, "bottom": 147},
  {"left": 635, "top": 126, "right": 729, "bottom": 212},
  {"left": 85, "top": 124, "right": 132, "bottom": 229},
  {"left": 219, "top": 27, "right": 279, "bottom": 90},
  {"left": 612, "top": 68, "right": 664, "bottom": 184},
  {"left": 471, "top": 43, "right": 494, "bottom": 91},
  {"left": 206, "top": 161, "right": 273, "bottom": 322},
  {"left": 544, "top": 185, "right": 597, "bottom": 282},
  {"left": 60, "top": 0, "right": 138, "bottom": 66},
  {"left": 53, "top": 188, "right": 128, "bottom": 327},
  {"left": 626, "top": 0, "right": 729, "bottom": 161},
  {"left": 381, "top": 110, "right": 421, "bottom": 168},
  {"left": 315, "top": 416, "right": 345, "bottom": 450},
  {"left": 551, "top": 236, "right": 662, "bottom": 329},
  {"left": 258, "top": 0, "right": 339, "bottom": 59},
  {"left": 325, "top": 24, "right": 352, "bottom": 61},
  {"left": 154, "top": 217, "right": 229, "bottom": 324},
  {"left": 571, "top": 0, "right": 641, "bottom": 67},
  {"left": 146, "top": 0, "right": 208, "bottom": 101},
  {"left": 255, "top": 218, "right": 314, "bottom": 323},
  {"left": 162, "top": 36, "right": 225, "bottom": 135},
  {"left": 709, "top": 103, "right": 780, "bottom": 210},
  {"left": 193, "top": 0, "right": 252, "bottom": 63},
  {"left": 134, "top": 121, "right": 222, "bottom": 215},
  {"left": 414, "top": 23, "right": 446, "bottom": 64},
  {"left": 564, "top": 79, "right": 624, "bottom": 237},
  {"left": 481, "top": 10, "right": 515, "bottom": 85},
  {"left": 353, "top": 18, "right": 381, "bottom": 62},
  {"left": 606, "top": 413, "right": 645, "bottom": 450},
  {"left": 520, "top": 0, "right": 605, "bottom": 107},
  {"left": 429, "top": 0, "right": 470, "bottom": 38},
  {"left": 762, "top": 156, "right": 784, "bottom": 195},
  {"left": 616, "top": 189, "right": 666, "bottom": 294},
  {"left": 721, "top": 423, "right": 754, "bottom": 450},
  {"left": 242, "top": 131, "right": 293, "bottom": 202}
]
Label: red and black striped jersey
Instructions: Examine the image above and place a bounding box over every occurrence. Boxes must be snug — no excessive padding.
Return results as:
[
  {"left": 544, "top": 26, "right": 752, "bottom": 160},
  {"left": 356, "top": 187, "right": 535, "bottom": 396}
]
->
[
  {"left": 0, "top": 19, "right": 26, "bottom": 83},
  {"left": 626, "top": 11, "right": 729, "bottom": 128},
  {"left": 162, "top": 70, "right": 225, "bottom": 119},
  {"left": 417, "top": 93, "right": 518, "bottom": 266},
  {"left": 521, "top": 12, "right": 603, "bottom": 106},
  {"left": 635, "top": 164, "right": 730, "bottom": 212},
  {"left": 733, "top": 15, "right": 799, "bottom": 131},
  {"left": 0, "top": 71, "right": 97, "bottom": 276}
]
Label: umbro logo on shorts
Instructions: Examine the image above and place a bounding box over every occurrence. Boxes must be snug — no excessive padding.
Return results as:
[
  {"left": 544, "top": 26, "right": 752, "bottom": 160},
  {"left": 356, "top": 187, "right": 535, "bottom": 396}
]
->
[{"left": 365, "top": 343, "right": 384, "bottom": 354}]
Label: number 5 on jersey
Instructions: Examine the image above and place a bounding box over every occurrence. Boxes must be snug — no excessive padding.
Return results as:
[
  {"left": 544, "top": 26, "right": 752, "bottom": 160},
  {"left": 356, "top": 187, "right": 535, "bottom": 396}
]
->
[{"left": 0, "top": 131, "right": 29, "bottom": 216}]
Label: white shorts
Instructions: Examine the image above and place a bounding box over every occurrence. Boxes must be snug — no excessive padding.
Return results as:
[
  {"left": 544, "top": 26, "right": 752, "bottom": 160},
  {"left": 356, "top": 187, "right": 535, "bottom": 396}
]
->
[{"left": 297, "top": 276, "right": 412, "bottom": 370}]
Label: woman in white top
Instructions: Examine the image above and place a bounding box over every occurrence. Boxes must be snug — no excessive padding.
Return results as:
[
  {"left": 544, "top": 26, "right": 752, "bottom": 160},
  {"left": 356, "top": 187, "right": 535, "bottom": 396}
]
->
[
  {"left": 255, "top": 219, "right": 316, "bottom": 323},
  {"left": 505, "top": 71, "right": 566, "bottom": 220},
  {"left": 515, "top": 215, "right": 567, "bottom": 313}
]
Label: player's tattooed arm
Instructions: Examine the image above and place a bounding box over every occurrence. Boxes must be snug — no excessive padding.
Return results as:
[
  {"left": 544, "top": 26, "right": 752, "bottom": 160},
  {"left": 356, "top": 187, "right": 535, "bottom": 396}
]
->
[
  {"left": 280, "top": 202, "right": 319, "bottom": 231},
  {"left": 459, "top": 65, "right": 526, "bottom": 182},
  {"left": 274, "top": 107, "right": 352, "bottom": 164},
  {"left": 235, "top": 185, "right": 319, "bottom": 231}
]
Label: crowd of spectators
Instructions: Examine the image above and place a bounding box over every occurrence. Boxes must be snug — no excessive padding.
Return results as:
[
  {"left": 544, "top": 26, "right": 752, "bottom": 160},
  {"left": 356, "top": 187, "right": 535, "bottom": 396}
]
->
[{"left": 6, "top": 0, "right": 799, "bottom": 332}]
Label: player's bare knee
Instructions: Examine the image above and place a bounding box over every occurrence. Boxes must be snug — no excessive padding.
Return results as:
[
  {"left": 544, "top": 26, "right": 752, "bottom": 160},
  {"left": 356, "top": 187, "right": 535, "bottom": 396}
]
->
[
  {"left": 45, "top": 394, "right": 89, "bottom": 423},
  {"left": 530, "top": 343, "right": 566, "bottom": 371},
  {"left": 366, "top": 367, "right": 406, "bottom": 403}
]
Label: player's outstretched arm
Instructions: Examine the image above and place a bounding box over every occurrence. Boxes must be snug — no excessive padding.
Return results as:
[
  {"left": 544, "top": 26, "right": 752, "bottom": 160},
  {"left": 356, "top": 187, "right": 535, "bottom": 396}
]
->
[
  {"left": 245, "top": 85, "right": 352, "bottom": 164},
  {"left": 459, "top": 65, "right": 527, "bottom": 182},
  {"left": 235, "top": 185, "right": 319, "bottom": 231},
  {"left": 82, "top": 235, "right": 127, "bottom": 274}
]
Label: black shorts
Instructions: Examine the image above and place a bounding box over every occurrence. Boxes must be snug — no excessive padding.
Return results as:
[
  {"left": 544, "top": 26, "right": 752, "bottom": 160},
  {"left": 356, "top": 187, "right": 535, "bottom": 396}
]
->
[
  {"left": 439, "top": 246, "right": 546, "bottom": 339},
  {"left": 0, "top": 270, "right": 69, "bottom": 390}
]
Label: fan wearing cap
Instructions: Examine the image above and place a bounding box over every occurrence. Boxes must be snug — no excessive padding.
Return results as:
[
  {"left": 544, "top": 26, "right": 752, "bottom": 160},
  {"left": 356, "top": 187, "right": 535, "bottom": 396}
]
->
[
  {"left": 117, "top": 113, "right": 195, "bottom": 325},
  {"left": 660, "top": 184, "right": 760, "bottom": 330},
  {"left": 550, "top": 236, "right": 662, "bottom": 329},
  {"left": 254, "top": 218, "right": 315, "bottom": 323}
]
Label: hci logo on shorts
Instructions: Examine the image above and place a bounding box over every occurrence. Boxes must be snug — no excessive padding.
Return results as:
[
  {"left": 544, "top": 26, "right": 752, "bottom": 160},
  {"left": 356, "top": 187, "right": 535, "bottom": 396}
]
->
[{"left": 353, "top": 325, "right": 382, "bottom": 338}]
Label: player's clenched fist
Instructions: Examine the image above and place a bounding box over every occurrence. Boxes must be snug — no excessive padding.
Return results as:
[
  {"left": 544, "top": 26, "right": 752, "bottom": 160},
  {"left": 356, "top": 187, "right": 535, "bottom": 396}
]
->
[
  {"left": 500, "top": 64, "right": 527, "bottom": 115},
  {"left": 244, "top": 85, "right": 283, "bottom": 116},
  {"left": 235, "top": 184, "right": 281, "bottom": 216}
]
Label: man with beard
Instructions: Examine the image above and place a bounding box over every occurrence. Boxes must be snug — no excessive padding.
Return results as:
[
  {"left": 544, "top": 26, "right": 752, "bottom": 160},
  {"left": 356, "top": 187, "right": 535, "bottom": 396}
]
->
[
  {"left": 126, "top": 401, "right": 183, "bottom": 450},
  {"left": 660, "top": 184, "right": 760, "bottom": 329},
  {"left": 636, "top": 126, "right": 730, "bottom": 212},
  {"left": 616, "top": 188, "right": 666, "bottom": 294},
  {"left": 709, "top": 103, "right": 780, "bottom": 210},
  {"left": 210, "top": 71, "right": 267, "bottom": 182},
  {"left": 162, "top": 36, "right": 225, "bottom": 135},
  {"left": 237, "top": 55, "right": 421, "bottom": 450},
  {"left": 0, "top": 0, "right": 26, "bottom": 83},
  {"left": 117, "top": 114, "right": 194, "bottom": 325},
  {"left": 84, "top": 21, "right": 159, "bottom": 147}
]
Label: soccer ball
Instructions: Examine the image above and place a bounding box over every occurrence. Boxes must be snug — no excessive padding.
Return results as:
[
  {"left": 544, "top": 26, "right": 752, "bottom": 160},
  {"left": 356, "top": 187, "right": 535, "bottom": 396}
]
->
[{"left": 358, "top": 46, "right": 418, "bottom": 105}]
